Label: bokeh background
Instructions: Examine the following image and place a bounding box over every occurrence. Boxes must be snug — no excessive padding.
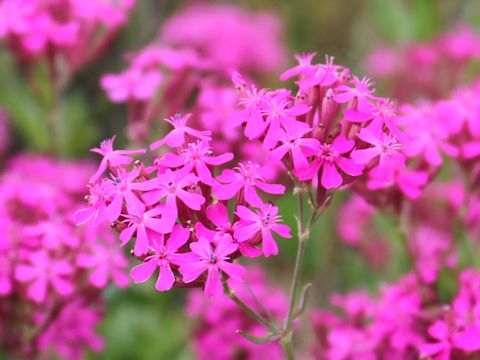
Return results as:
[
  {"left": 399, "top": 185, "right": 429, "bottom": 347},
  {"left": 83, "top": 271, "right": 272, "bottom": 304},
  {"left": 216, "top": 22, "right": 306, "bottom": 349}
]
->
[{"left": 1, "top": 0, "right": 480, "bottom": 358}]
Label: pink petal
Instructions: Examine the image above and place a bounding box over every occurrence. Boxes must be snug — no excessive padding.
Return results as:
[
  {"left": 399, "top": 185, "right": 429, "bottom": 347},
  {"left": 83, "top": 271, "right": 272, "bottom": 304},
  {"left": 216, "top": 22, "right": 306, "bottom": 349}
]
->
[
  {"left": 291, "top": 147, "right": 309, "bottom": 170},
  {"left": 244, "top": 185, "right": 263, "bottom": 207},
  {"left": 15, "top": 265, "right": 37, "bottom": 282},
  {"left": 234, "top": 222, "right": 261, "bottom": 242},
  {"left": 351, "top": 147, "right": 379, "bottom": 164},
  {"left": 214, "top": 235, "right": 238, "bottom": 258},
  {"left": 269, "top": 144, "right": 289, "bottom": 164},
  {"left": 454, "top": 326, "right": 480, "bottom": 351},
  {"left": 336, "top": 157, "right": 364, "bottom": 176},
  {"left": 190, "top": 237, "right": 213, "bottom": 260},
  {"left": 463, "top": 142, "right": 480, "bottom": 159},
  {"left": 213, "top": 181, "right": 243, "bottom": 200},
  {"left": 254, "top": 181, "right": 286, "bottom": 195},
  {"left": 272, "top": 224, "right": 292, "bottom": 238},
  {"left": 204, "top": 266, "right": 222, "bottom": 297},
  {"left": 28, "top": 278, "right": 48, "bottom": 303},
  {"left": 236, "top": 206, "right": 259, "bottom": 222},
  {"left": 120, "top": 225, "right": 136, "bottom": 246},
  {"left": 180, "top": 261, "right": 208, "bottom": 283},
  {"left": 105, "top": 194, "right": 122, "bottom": 222},
  {"left": 261, "top": 228, "right": 279, "bottom": 257},
  {"left": 332, "top": 135, "right": 355, "bottom": 154},
  {"left": 156, "top": 264, "right": 175, "bottom": 291},
  {"left": 176, "top": 189, "right": 205, "bottom": 210},
  {"left": 321, "top": 162, "right": 343, "bottom": 189},
  {"left": 206, "top": 203, "right": 229, "bottom": 227},
  {"left": 219, "top": 261, "right": 245, "bottom": 282},
  {"left": 130, "top": 260, "right": 157, "bottom": 283},
  {"left": 133, "top": 225, "right": 149, "bottom": 256},
  {"left": 205, "top": 152, "right": 234, "bottom": 166}
]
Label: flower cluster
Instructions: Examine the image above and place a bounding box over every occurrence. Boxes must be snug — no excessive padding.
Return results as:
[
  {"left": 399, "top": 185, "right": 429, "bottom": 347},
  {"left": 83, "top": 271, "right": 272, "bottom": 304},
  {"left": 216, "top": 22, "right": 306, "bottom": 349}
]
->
[
  {"left": 310, "top": 269, "right": 480, "bottom": 359},
  {"left": 80, "top": 120, "right": 291, "bottom": 296},
  {"left": 367, "top": 25, "right": 480, "bottom": 101},
  {"left": 0, "top": 0, "right": 135, "bottom": 74},
  {"left": 232, "top": 54, "right": 426, "bottom": 207},
  {"left": 158, "top": 4, "right": 286, "bottom": 75},
  {"left": 187, "top": 268, "right": 288, "bottom": 360},
  {"left": 0, "top": 155, "right": 128, "bottom": 359}
]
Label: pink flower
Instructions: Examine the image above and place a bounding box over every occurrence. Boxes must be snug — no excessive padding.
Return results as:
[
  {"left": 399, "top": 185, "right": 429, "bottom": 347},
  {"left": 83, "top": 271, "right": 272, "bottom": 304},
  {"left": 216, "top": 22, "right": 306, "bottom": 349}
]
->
[
  {"left": 351, "top": 128, "right": 405, "bottom": 182},
  {"left": 164, "top": 141, "right": 234, "bottom": 185},
  {"left": 150, "top": 113, "right": 211, "bottom": 150},
  {"left": 103, "top": 169, "right": 145, "bottom": 222},
  {"left": 179, "top": 235, "right": 245, "bottom": 297},
  {"left": 261, "top": 98, "right": 310, "bottom": 150},
  {"left": 196, "top": 203, "right": 262, "bottom": 258},
  {"left": 74, "top": 183, "right": 110, "bottom": 227},
  {"left": 295, "top": 135, "right": 364, "bottom": 189},
  {"left": 334, "top": 76, "right": 379, "bottom": 118},
  {"left": 159, "top": 4, "right": 286, "bottom": 73},
  {"left": 130, "top": 224, "right": 190, "bottom": 291},
  {"left": 100, "top": 68, "right": 162, "bottom": 103},
  {"left": 89, "top": 136, "right": 146, "bottom": 183},
  {"left": 120, "top": 203, "right": 166, "bottom": 256},
  {"left": 269, "top": 121, "right": 320, "bottom": 170},
  {"left": 296, "top": 55, "right": 340, "bottom": 89},
  {"left": 280, "top": 52, "right": 317, "bottom": 81},
  {"left": 419, "top": 321, "right": 480, "bottom": 360},
  {"left": 135, "top": 167, "right": 205, "bottom": 232},
  {"left": 77, "top": 244, "right": 129, "bottom": 289},
  {"left": 214, "top": 162, "right": 285, "bottom": 207},
  {"left": 15, "top": 250, "right": 73, "bottom": 303},
  {"left": 234, "top": 203, "right": 291, "bottom": 257}
]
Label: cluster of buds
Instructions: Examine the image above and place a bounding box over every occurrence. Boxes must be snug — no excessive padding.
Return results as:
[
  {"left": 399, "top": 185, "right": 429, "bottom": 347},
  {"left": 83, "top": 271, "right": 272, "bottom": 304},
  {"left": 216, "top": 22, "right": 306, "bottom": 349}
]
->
[{"left": 0, "top": 155, "right": 128, "bottom": 359}]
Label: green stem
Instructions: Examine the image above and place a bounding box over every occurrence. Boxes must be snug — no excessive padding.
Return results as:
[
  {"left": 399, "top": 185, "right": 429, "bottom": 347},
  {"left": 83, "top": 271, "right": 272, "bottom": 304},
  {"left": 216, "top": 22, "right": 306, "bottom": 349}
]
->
[
  {"left": 223, "top": 281, "right": 277, "bottom": 332},
  {"left": 281, "top": 337, "right": 295, "bottom": 360},
  {"left": 281, "top": 191, "right": 321, "bottom": 359}
]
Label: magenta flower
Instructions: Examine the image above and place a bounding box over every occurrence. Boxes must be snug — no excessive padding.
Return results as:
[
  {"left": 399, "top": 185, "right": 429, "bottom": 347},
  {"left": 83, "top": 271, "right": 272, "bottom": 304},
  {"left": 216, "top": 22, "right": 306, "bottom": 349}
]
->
[
  {"left": 77, "top": 244, "right": 129, "bottom": 289},
  {"left": 15, "top": 250, "right": 73, "bottom": 303},
  {"left": 134, "top": 167, "right": 205, "bottom": 232},
  {"left": 334, "top": 76, "right": 379, "bottom": 117},
  {"left": 100, "top": 68, "right": 162, "bottom": 103},
  {"left": 103, "top": 169, "right": 145, "bottom": 222},
  {"left": 196, "top": 203, "right": 262, "bottom": 258},
  {"left": 90, "top": 136, "right": 146, "bottom": 183},
  {"left": 296, "top": 55, "right": 340, "bottom": 89},
  {"left": 419, "top": 321, "right": 480, "bottom": 359},
  {"left": 234, "top": 82, "right": 270, "bottom": 140},
  {"left": 351, "top": 128, "right": 405, "bottom": 182},
  {"left": 280, "top": 52, "right": 317, "bottom": 81},
  {"left": 213, "top": 162, "right": 285, "bottom": 207},
  {"left": 130, "top": 225, "right": 190, "bottom": 291},
  {"left": 74, "top": 183, "right": 110, "bottom": 227},
  {"left": 179, "top": 235, "right": 245, "bottom": 297},
  {"left": 234, "top": 203, "right": 291, "bottom": 257},
  {"left": 177, "top": 141, "right": 234, "bottom": 185},
  {"left": 295, "top": 135, "right": 364, "bottom": 189},
  {"left": 261, "top": 98, "right": 310, "bottom": 150},
  {"left": 150, "top": 113, "right": 211, "bottom": 150},
  {"left": 269, "top": 121, "right": 320, "bottom": 170},
  {"left": 120, "top": 203, "right": 166, "bottom": 256}
]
